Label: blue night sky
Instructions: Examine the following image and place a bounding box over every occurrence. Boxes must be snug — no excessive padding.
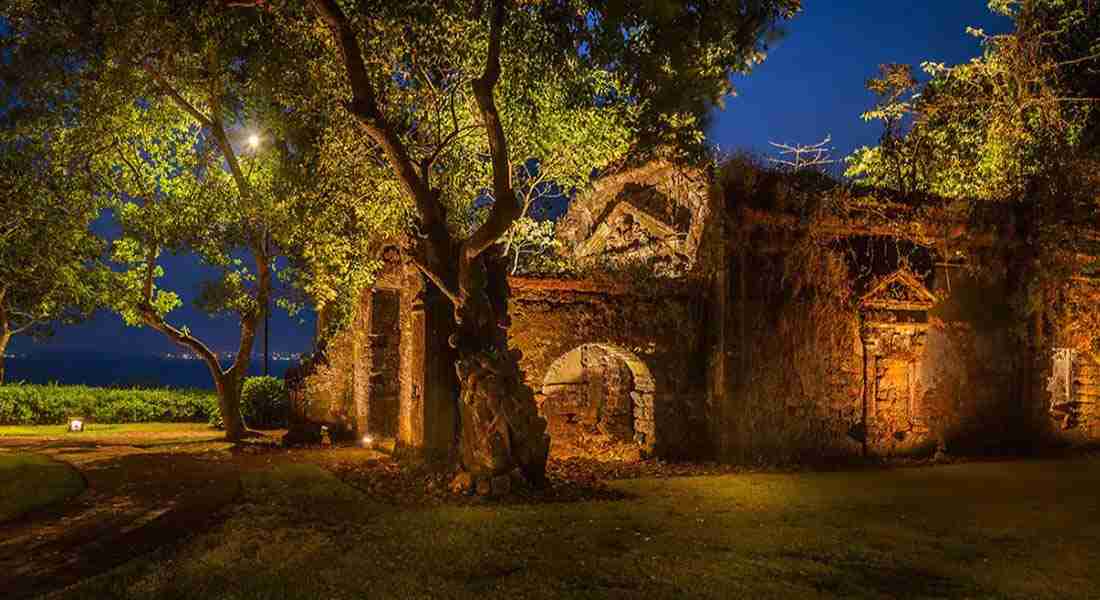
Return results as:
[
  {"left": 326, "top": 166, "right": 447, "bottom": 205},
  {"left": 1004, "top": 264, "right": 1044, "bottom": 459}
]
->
[{"left": 12, "top": 2, "right": 1012, "bottom": 359}]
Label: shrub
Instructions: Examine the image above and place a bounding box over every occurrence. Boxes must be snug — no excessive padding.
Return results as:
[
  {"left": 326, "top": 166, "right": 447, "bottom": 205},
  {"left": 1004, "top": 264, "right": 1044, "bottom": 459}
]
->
[
  {"left": 242, "top": 376, "right": 289, "bottom": 429},
  {"left": 0, "top": 384, "right": 217, "bottom": 425},
  {"left": 207, "top": 376, "right": 289, "bottom": 430}
]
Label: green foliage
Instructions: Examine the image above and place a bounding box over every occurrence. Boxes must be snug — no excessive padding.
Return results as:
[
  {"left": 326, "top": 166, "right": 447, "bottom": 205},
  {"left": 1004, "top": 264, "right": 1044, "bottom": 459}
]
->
[
  {"left": 503, "top": 217, "right": 571, "bottom": 275},
  {"left": 207, "top": 377, "right": 288, "bottom": 430},
  {"left": 0, "top": 118, "right": 108, "bottom": 362},
  {"left": 0, "top": 384, "right": 216, "bottom": 426},
  {"left": 267, "top": 0, "right": 799, "bottom": 316},
  {"left": 241, "top": 376, "right": 289, "bottom": 430},
  {"left": 846, "top": 0, "right": 1100, "bottom": 203}
]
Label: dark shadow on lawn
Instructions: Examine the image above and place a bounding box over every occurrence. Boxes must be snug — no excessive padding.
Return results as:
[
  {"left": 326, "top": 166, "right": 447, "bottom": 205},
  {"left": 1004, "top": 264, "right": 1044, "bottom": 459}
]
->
[
  {"left": 773, "top": 549, "right": 988, "bottom": 598},
  {"left": 0, "top": 451, "right": 241, "bottom": 600}
]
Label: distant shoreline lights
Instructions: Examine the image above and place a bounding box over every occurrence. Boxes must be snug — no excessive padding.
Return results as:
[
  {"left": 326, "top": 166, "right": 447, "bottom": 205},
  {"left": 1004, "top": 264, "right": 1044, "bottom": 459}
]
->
[{"left": 159, "top": 352, "right": 303, "bottom": 362}]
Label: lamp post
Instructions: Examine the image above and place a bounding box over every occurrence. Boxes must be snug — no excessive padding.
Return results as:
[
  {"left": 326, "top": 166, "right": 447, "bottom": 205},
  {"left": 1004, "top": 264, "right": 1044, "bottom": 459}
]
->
[{"left": 247, "top": 132, "right": 270, "bottom": 377}]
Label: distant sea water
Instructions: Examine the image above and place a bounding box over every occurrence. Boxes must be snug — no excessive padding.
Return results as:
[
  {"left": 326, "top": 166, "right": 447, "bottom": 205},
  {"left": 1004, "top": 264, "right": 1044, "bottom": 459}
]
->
[{"left": 5, "top": 353, "right": 295, "bottom": 389}]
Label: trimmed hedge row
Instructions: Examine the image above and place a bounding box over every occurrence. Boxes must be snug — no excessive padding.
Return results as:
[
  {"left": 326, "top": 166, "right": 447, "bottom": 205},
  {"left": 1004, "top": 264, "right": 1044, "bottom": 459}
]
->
[
  {"left": 0, "top": 379, "right": 290, "bottom": 428},
  {"left": 0, "top": 384, "right": 217, "bottom": 425}
]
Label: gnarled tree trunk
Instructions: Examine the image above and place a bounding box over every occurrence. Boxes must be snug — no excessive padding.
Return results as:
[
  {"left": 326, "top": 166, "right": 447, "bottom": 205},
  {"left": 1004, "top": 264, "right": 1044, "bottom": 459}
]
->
[
  {"left": 139, "top": 243, "right": 269, "bottom": 442},
  {"left": 213, "top": 369, "right": 247, "bottom": 441},
  {"left": 313, "top": 0, "right": 549, "bottom": 490},
  {"left": 447, "top": 251, "right": 548, "bottom": 488}
]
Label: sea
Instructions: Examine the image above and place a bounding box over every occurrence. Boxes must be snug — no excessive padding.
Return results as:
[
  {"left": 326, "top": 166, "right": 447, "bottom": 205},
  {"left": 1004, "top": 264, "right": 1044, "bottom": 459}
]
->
[{"left": 4, "top": 352, "right": 295, "bottom": 389}]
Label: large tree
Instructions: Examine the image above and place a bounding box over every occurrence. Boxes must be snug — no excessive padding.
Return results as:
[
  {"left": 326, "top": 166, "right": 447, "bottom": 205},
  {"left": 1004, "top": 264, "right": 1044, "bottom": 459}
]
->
[
  {"left": 846, "top": 0, "right": 1099, "bottom": 201},
  {"left": 2, "top": 1, "right": 379, "bottom": 438},
  {"left": 276, "top": 0, "right": 799, "bottom": 485},
  {"left": 0, "top": 129, "right": 104, "bottom": 383}
]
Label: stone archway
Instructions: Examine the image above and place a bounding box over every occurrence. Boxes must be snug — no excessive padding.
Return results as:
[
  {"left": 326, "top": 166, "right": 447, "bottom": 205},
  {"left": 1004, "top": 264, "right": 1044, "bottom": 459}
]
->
[{"left": 538, "top": 344, "right": 656, "bottom": 459}]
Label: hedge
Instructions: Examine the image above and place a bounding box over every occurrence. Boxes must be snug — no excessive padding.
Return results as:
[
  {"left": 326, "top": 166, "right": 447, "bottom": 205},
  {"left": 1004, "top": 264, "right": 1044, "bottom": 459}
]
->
[{"left": 0, "top": 383, "right": 217, "bottom": 426}]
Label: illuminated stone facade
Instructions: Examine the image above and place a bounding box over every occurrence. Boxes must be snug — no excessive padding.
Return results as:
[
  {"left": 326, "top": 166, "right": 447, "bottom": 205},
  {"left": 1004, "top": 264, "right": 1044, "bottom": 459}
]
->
[{"left": 289, "top": 160, "right": 1100, "bottom": 461}]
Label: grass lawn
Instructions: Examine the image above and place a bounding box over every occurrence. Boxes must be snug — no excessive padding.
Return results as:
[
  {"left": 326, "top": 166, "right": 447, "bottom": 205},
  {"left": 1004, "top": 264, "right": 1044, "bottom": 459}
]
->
[
  {"left": 53, "top": 456, "right": 1100, "bottom": 600},
  {"left": 0, "top": 422, "right": 222, "bottom": 445},
  {"left": 0, "top": 422, "right": 215, "bottom": 436},
  {"left": 0, "top": 452, "right": 85, "bottom": 522}
]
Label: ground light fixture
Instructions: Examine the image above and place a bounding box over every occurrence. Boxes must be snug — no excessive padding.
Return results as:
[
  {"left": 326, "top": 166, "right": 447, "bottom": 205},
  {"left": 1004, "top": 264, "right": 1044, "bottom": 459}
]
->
[
  {"left": 362, "top": 435, "right": 374, "bottom": 448},
  {"left": 247, "top": 133, "right": 261, "bottom": 149},
  {"left": 68, "top": 417, "right": 85, "bottom": 433}
]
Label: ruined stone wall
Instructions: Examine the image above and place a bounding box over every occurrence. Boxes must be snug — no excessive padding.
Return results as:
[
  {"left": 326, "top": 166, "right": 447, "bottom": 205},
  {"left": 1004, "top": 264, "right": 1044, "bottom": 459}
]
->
[
  {"left": 720, "top": 249, "right": 865, "bottom": 463},
  {"left": 506, "top": 278, "right": 710, "bottom": 459},
  {"left": 290, "top": 258, "right": 452, "bottom": 451},
  {"left": 1047, "top": 278, "right": 1100, "bottom": 443},
  {"left": 293, "top": 287, "right": 371, "bottom": 439},
  {"left": 916, "top": 267, "right": 1025, "bottom": 454},
  {"left": 717, "top": 242, "right": 1077, "bottom": 461}
]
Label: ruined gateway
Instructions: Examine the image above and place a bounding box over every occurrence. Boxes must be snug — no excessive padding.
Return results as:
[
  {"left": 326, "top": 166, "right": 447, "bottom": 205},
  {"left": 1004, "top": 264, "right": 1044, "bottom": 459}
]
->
[{"left": 287, "top": 160, "right": 1100, "bottom": 463}]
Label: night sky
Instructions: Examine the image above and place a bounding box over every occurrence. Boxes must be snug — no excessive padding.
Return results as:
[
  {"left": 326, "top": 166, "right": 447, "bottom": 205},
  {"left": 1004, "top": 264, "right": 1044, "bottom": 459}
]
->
[{"left": 11, "top": 2, "right": 1011, "bottom": 359}]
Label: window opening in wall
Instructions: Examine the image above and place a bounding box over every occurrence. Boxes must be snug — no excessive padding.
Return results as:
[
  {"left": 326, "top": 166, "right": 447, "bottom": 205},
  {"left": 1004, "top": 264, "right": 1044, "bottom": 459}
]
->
[{"left": 1048, "top": 348, "right": 1076, "bottom": 416}]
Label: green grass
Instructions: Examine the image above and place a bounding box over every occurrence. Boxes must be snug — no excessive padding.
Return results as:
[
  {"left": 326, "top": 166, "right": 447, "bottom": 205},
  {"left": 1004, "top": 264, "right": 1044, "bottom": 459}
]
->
[
  {"left": 54, "top": 457, "right": 1100, "bottom": 599},
  {"left": 0, "top": 422, "right": 224, "bottom": 449},
  {"left": 0, "top": 422, "right": 216, "bottom": 437},
  {"left": 0, "top": 452, "right": 85, "bottom": 522}
]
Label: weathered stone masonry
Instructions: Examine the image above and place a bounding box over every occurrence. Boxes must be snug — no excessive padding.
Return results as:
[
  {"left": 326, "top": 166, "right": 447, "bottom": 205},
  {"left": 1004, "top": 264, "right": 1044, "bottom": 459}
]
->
[{"left": 290, "top": 160, "right": 1100, "bottom": 461}]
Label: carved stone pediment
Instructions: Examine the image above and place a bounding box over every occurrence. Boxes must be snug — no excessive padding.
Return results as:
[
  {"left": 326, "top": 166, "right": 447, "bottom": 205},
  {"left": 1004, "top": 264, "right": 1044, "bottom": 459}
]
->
[
  {"left": 860, "top": 269, "right": 937, "bottom": 312},
  {"left": 575, "top": 200, "right": 681, "bottom": 259}
]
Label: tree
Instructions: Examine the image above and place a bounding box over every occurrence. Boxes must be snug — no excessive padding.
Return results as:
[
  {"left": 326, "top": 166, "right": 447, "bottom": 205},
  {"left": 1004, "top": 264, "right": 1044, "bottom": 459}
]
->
[
  {"left": 846, "top": 1, "right": 1100, "bottom": 201},
  {"left": 0, "top": 128, "right": 104, "bottom": 383},
  {"left": 285, "top": 0, "right": 800, "bottom": 485},
  {"left": 1, "top": 1, "right": 375, "bottom": 439}
]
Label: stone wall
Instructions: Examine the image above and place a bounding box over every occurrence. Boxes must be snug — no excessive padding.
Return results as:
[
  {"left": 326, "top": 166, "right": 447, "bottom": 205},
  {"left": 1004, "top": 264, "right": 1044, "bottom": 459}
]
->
[
  {"left": 506, "top": 277, "right": 709, "bottom": 459},
  {"left": 1047, "top": 278, "right": 1100, "bottom": 443},
  {"left": 290, "top": 286, "right": 370, "bottom": 440},
  {"left": 718, "top": 249, "right": 865, "bottom": 463},
  {"left": 289, "top": 256, "right": 457, "bottom": 458},
  {"left": 714, "top": 242, "right": 1076, "bottom": 461}
]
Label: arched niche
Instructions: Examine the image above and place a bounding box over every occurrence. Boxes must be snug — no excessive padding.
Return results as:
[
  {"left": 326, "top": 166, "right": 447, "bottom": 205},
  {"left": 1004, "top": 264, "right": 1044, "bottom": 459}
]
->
[{"left": 538, "top": 343, "right": 656, "bottom": 458}]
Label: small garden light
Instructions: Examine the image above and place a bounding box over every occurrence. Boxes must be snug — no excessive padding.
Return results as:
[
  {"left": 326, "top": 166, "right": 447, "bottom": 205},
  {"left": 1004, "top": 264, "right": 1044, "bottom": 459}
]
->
[
  {"left": 68, "top": 417, "right": 84, "bottom": 433},
  {"left": 362, "top": 435, "right": 374, "bottom": 447}
]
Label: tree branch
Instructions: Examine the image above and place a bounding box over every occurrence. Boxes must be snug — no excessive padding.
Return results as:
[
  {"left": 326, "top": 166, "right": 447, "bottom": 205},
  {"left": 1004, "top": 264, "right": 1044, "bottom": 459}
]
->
[
  {"left": 141, "top": 62, "right": 214, "bottom": 129},
  {"left": 464, "top": 0, "right": 519, "bottom": 261},
  {"left": 310, "top": 0, "right": 456, "bottom": 295},
  {"left": 309, "top": 0, "right": 441, "bottom": 228},
  {"left": 227, "top": 242, "right": 269, "bottom": 379},
  {"left": 411, "top": 257, "right": 459, "bottom": 304}
]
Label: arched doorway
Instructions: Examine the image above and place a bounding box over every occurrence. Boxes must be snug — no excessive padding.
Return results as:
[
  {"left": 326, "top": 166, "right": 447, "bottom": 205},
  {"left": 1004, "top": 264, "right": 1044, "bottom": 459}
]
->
[{"left": 538, "top": 344, "right": 655, "bottom": 459}]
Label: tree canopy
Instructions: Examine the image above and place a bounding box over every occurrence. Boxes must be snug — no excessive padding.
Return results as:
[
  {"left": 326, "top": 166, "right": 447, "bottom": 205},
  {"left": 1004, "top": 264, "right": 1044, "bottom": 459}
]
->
[
  {"left": 846, "top": 0, "right": 1100, "bottom": 204},
  {"left": 0, "top": 122, "right": 105, "bottom": 382}
]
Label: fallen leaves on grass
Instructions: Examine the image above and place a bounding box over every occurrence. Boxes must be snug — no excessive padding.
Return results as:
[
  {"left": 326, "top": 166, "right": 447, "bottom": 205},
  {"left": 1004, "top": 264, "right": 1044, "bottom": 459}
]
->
[{"left": 312, "top": 452, "right": 762, "bottom": 507}]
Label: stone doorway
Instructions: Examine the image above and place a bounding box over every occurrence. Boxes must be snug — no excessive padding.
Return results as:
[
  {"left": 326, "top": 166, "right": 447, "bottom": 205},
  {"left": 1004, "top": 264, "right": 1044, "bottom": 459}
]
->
[
  {"left": 538, "top": 344, "right": 655, "bottom": 459},
  {"left": 361, "top": 289, "right": 401, "bottom": 440}
]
